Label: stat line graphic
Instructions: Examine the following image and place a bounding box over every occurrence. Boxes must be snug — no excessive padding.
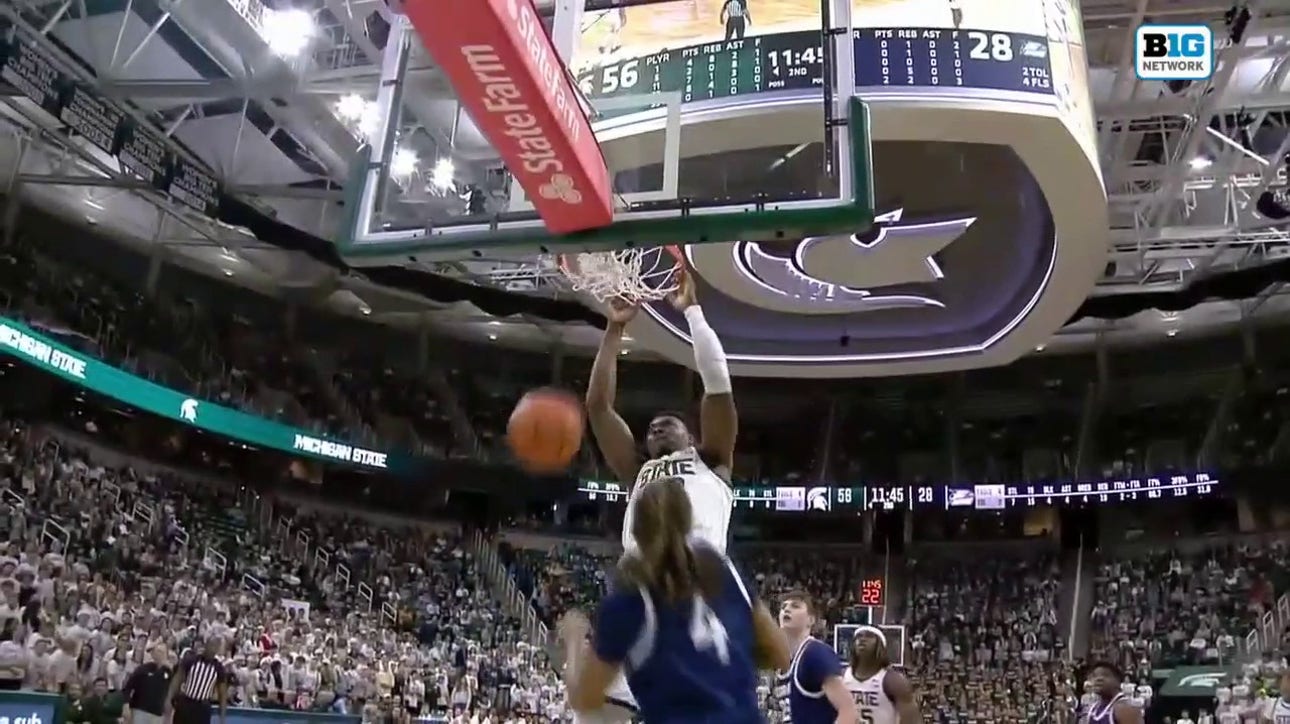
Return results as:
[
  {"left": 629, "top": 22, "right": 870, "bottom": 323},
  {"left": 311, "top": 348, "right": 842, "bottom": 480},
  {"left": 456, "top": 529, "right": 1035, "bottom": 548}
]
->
[{"left": 573, "top": 0, "right": 1048, "bottom": 74}]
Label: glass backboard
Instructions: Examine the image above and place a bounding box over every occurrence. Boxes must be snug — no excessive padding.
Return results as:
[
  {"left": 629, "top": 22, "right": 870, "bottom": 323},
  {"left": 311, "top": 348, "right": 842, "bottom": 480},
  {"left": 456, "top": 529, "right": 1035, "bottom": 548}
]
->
[{"left": 336, "top": 4, "right": 873, "bottom": 263}]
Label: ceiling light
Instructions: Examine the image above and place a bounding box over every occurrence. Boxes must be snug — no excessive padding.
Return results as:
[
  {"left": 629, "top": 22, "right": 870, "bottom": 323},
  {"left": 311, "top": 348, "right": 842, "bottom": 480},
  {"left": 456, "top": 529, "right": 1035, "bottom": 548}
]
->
[
  {"left": 1189, "top": 156, "right": 1213, "bottom": 170},
  {"left": 1034, "top": 344, "right": 1045, "bottom": 352},
  {"left": 487, "top": 333, "right": 498, "bottom": 341},
  {"left": 357, "top": 104, "right": 381, "bottom": 139},
  {"left": 1166, "top": 328, "right": 1179, "bottom": 337},
  {"left": 431, "top": 158, "right": 454, "bottom": 190},
  {"left": 336, "top": 94, "right": 367, "bottom": 122},
  {"left": 84, "top": 199, "right": 104, "bottom": 210},
  {"left": 222, "top": 268, "right": 234, "bottom": 277},
  {"left": 260, "top": 9, "right": 315, "bottom": 57},
  {"left": 488, "top": 320, "right": 501, "bottom": 326},
  {"left": 390, "top": 147, "right": 418, "bottom": 177}
]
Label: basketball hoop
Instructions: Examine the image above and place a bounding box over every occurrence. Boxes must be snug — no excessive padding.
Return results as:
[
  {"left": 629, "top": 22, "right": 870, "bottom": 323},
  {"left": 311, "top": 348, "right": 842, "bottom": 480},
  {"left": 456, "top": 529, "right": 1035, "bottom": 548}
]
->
[{"left": 554, "top": 245, "right": 684, "bottom": 303}]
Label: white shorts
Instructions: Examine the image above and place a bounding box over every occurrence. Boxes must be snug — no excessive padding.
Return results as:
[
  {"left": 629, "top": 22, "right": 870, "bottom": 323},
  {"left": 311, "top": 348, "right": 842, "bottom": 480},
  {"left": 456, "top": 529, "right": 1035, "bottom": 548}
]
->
[{"left": 573, "top": 671, "right": 637, "bottom": 724}]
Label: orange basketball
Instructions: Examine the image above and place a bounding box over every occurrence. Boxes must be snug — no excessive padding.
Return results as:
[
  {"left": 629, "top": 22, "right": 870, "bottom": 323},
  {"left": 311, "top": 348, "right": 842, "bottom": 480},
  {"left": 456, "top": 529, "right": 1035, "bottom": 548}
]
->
[{"left": 507, "top": 388, "right": 584, "bottom": 473}]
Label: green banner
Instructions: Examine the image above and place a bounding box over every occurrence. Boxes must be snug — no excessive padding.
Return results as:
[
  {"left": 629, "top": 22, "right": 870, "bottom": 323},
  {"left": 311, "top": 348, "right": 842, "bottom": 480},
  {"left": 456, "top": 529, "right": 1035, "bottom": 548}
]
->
[
  {"left": 1158, "top": 666, "right": 1238, "bottom": 697},
  {"left": 0, "top": 316, "right": 406, "bottom": 472}
]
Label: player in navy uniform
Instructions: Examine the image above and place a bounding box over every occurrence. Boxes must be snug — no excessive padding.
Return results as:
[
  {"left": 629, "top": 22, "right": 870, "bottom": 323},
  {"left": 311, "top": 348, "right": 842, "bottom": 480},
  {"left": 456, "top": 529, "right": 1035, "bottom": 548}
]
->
[
  {"left": 1087, "top": 662, "right": 1143, "bottom": 724},
  {"left": 559, "top": 479, "right": 789, "bottom": 724},
  {"left": 842, "top": 627, "right": 921, "bottom": 724},
  {"left": 776, "top": 592, "right": 858, "bottom": 724}
]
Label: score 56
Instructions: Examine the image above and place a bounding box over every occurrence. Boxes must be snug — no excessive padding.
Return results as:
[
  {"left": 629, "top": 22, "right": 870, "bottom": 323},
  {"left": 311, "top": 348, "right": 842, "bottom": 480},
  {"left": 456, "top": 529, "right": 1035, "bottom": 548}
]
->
[{"left": 581, "top": 59, "right": 641, "bottom": 95}]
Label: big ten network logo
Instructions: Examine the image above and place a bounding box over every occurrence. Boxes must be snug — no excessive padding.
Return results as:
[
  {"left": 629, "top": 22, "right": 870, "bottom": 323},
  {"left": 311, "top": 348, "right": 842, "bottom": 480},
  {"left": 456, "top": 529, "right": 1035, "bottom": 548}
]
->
[{"left": 1135, "top": 24, "right": 1214, "bottom": 81}]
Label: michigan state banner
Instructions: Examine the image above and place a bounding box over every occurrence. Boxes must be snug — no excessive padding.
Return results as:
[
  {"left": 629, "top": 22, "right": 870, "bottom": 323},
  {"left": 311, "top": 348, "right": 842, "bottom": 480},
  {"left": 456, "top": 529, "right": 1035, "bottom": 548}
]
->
[{"left": 1158, "top": 666, "right": 1238, "bottom": 697}]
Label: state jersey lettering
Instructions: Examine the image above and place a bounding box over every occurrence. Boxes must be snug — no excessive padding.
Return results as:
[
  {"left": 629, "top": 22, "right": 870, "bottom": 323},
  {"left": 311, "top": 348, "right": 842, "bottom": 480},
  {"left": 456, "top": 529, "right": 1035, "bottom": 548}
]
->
[
  {"left": 623, "top": 448, "right": 733, "bottom": 554},
  {"left": 776, "top": 638, "right": 843, "bottom": 724},
  {"left": 592, "top": 552, "right": 760, "bottom": 724},
  {"left": 842, "top": 667, "right": 896, "bottom": 724}
]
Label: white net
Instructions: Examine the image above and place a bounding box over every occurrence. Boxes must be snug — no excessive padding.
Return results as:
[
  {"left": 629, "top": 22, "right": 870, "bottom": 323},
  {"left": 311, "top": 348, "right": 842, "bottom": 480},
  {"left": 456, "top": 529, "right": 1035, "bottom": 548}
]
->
[{"left": 554, "top": 247, "right": 682, "bottom": 303}]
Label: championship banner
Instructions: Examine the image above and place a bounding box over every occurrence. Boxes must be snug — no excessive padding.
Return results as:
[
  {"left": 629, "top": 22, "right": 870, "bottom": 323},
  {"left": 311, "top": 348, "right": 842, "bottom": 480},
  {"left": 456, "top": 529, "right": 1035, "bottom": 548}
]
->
[
  {"left": 1158, "top": 666, "right": 1238, "bottom": 697},
  {"left": 403, "top": 0, "right": 614, "bottom": 234},
  {"left": 0, "top": 37, "right": 220, "bottom": 218}
]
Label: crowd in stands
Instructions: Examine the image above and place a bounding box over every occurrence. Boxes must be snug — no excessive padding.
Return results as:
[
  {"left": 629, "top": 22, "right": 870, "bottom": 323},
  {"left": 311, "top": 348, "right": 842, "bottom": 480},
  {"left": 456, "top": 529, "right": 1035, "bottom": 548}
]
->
[
  {"left": 0, "top": 418, "right": 567, "bottom": 722},
  {"left": 3, "top": 223, "right": 1290, "bottom": 724}
]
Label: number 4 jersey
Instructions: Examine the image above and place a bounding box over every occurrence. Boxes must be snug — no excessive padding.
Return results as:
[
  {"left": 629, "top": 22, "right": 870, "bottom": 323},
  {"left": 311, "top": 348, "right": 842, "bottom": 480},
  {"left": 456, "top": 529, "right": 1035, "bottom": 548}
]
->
[
  {"left": 591, "top": 548, "right": 762, "bottom": 724},
  {"left": 842, "top": 667, "right": 897, "bottom": 724}
]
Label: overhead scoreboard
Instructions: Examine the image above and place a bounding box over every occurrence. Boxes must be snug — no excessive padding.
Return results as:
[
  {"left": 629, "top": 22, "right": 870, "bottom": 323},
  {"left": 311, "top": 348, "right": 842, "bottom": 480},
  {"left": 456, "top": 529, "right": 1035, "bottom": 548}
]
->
[{"left": 578, "top": 28, "right": 1053, "bottom": 103}]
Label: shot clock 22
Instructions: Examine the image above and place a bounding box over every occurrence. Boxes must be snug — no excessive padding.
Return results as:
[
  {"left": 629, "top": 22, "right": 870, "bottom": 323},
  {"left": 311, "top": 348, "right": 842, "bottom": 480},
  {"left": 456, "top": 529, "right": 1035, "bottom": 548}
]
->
[{"left": 859, "top": 578, "right": 886, "bottom": 607}]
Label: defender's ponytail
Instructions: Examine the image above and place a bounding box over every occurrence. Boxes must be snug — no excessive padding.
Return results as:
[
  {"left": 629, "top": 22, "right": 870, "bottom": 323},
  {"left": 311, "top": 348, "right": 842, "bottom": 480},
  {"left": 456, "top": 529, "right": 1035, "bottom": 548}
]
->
[{"left": 618, "top": 479, "right": 725, "bottom": 603}]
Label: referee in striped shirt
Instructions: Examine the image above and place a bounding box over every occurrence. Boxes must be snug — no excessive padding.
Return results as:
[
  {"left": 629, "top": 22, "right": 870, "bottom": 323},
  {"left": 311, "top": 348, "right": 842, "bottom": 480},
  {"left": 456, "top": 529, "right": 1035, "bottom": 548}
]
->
[{"left": 165, "top": 636, "right": 228, "bottom": 724}]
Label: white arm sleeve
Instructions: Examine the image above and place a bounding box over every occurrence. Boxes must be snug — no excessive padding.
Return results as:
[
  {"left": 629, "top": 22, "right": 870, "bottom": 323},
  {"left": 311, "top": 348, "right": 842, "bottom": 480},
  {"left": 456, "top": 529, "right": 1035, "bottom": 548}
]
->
[{"left": 683, "top": 305, "right": 732, "bottom": 395}]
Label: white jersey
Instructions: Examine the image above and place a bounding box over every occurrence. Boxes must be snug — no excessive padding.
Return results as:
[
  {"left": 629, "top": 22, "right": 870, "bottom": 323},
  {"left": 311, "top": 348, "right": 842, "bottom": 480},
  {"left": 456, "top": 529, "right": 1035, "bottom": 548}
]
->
[
  {"left": 841, "top": 667, "right": 896, "bottom": 724},
  {"left": 622, "top": 447, "right": 732, "bottom": 554},
  {"left": 1268, "top": 697, "right": 1290, "bottom": 724}
]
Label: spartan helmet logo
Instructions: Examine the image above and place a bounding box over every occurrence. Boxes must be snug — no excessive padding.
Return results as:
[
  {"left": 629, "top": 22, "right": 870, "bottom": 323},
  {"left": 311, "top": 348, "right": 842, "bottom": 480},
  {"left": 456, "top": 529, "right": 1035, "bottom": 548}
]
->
[
  {"left": 540, "top": 174, "right": 583, "bottom": 204},
  {"left": 806, "top": 487, "right": 830, "bottom": 511},
  {"left": 1177, "top": 673, "right": 1226, "bottom": 689}
]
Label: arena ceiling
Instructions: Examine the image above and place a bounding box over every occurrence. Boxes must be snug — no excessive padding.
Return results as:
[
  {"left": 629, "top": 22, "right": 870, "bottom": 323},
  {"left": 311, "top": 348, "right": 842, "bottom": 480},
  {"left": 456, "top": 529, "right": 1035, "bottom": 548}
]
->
[{"left": 3, "top": 0, "right": 1290, "bottom": 361}]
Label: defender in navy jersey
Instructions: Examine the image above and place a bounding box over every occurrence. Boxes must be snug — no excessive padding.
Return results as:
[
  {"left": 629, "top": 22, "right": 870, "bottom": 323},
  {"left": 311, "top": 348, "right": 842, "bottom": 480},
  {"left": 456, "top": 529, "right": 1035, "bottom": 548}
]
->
[
  {"left": 776, "top": 592, "right": 859, "bottom": 724},
  {"left": 560, "top": 480, "right": 789, "bottom": 724},
  {"left": 842, "top": 627, "right": 920, "bottom": 724},
  {"left": 1087, "top": 662, "right": 1143, "bottom": 724}
]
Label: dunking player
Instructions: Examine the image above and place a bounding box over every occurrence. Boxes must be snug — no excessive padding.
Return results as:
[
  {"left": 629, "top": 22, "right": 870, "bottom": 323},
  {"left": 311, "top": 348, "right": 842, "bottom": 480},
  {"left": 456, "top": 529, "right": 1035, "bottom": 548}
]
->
[
  {"left": 776, "top": 592, "right": 859, "bottom": 724},
  {"left": 582, "top": 267, "right": 737, "bottom": 722},
  {"left": 1086, "top": 662, "right": 1143, "bottom": 724},
  {"left": 842, "top": 627, "right": 922, "bottom": 724}
]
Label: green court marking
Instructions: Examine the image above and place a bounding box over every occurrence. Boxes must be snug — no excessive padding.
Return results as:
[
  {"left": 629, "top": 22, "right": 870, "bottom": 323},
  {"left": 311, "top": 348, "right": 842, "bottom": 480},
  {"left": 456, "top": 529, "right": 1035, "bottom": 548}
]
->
[{"left": 338, "top": 98, "right": 874, "bottom": 258}]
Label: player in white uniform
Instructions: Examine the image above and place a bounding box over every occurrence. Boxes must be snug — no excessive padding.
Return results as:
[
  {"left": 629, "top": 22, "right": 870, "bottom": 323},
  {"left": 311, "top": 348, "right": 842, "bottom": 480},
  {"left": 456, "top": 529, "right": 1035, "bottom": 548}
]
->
[
  {"left": 582, "top": 267, "right": 738, "bottom": 723},
  {"left": 841, "top": 627, "right": 921, "bottom": 724},
  {"left": 1262, "top": 670, "right": 1290, "bottom": 723}
]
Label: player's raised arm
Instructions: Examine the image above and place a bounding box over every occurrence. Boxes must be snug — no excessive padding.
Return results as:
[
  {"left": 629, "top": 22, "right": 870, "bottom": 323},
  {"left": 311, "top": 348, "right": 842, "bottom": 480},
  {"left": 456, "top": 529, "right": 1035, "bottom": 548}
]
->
[
  {"left": 668, "top": 266, "right": 737, "bottom": 474},
  {"left": 586, "top": 299, "right": 642, "bottom": 483},
  {"left": 882, "top": 669, "right": 923, "bottom": 724}
]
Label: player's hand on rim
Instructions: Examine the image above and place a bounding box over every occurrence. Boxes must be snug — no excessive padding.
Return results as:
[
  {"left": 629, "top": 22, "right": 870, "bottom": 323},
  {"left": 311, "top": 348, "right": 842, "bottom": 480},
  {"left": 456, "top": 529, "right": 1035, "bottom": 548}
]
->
[
  {"left": 668, "top": 263, "right": 696, "bottom": 311},
  {"left": 605, "top": 297, "right": 638, "bottom": 326}
]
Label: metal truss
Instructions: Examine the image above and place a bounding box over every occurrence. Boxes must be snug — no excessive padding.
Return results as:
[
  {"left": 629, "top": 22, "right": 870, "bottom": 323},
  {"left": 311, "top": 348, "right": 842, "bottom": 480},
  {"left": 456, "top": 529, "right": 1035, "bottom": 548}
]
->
[
  {"left": 13, "top": 0, "right": 1290, "bottom": 343},
  {"left": 1096, "top": 0, "right": 1290, "bottom": 295}
]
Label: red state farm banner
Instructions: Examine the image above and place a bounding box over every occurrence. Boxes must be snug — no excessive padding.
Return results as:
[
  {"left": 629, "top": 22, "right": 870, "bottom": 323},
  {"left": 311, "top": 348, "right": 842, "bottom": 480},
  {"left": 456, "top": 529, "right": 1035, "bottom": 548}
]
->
[{"left": 404, "top": 0, "right": 613, "bottom": 235}]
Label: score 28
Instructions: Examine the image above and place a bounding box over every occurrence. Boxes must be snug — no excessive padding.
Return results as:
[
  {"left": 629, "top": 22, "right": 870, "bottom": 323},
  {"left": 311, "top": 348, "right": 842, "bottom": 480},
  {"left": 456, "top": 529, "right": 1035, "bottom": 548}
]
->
[{"left": 964, "top": 31, "right": 1015, "bottom": 61}]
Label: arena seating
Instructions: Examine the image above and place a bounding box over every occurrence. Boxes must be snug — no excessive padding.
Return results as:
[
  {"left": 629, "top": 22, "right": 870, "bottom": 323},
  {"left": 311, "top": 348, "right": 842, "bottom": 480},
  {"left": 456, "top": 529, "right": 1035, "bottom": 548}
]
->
[
  {"left": 0, "top": 418, "right": 563, "bottom": 719},
  {"left": 4, "top": 228, "right": 1290, "bottom": 724}
]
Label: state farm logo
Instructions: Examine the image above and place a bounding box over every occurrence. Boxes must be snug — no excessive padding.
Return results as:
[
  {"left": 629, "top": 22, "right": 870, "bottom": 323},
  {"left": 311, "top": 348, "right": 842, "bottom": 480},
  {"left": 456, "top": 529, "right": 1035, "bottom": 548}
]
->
[
  {"left": 540, "top": 174, "right": 582, "bottom": 204},
  {"left": 457, "top": 0, "right": 585, "bottom": 204}
]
